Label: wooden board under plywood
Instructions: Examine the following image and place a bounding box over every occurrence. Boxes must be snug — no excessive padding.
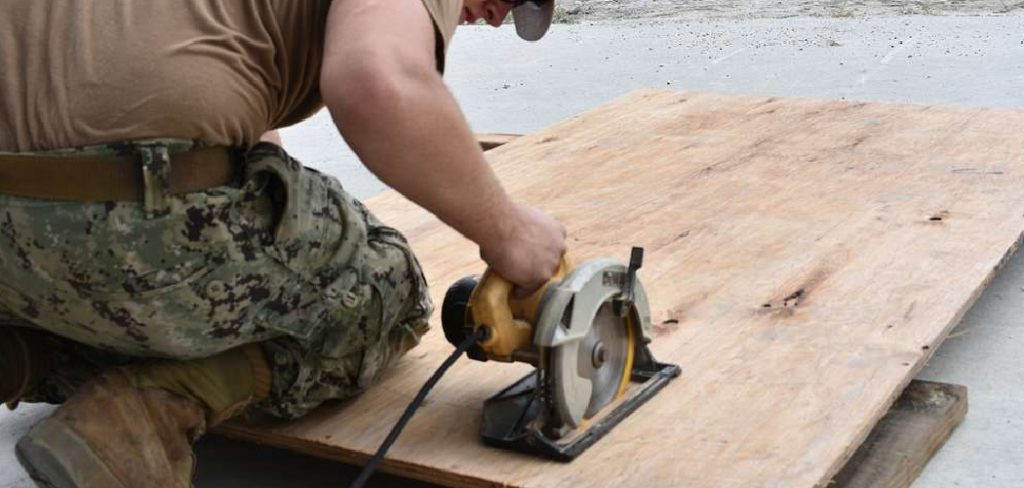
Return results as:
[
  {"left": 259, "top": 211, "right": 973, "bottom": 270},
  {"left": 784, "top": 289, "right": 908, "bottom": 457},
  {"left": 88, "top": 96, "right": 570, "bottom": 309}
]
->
[
  {"left": 832, "top": 380, "right": 967, "bottom": 488},
  {"left": 218, "top": 90, "right": 1024, "bottom": 487},
  {"left": 475, "top": 132, "right": 522, "bottom": 151}
]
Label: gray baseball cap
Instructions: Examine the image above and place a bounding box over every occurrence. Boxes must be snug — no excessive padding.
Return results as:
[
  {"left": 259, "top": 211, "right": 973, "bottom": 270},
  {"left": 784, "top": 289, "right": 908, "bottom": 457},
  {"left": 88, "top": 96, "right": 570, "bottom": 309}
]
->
[{"left": 512, "top": 0, "right": 555, "bottom": 41}]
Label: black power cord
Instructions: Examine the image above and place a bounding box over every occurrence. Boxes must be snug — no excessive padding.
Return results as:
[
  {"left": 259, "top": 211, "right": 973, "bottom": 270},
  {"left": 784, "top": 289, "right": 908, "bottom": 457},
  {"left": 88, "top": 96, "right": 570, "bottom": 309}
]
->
[{"left": 349, "top": 329, "right": 484, "bottom": 488}]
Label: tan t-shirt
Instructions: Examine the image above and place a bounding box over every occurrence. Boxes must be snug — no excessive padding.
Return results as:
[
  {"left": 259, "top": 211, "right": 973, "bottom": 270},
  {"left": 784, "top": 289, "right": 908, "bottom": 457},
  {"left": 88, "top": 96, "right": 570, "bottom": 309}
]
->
[
  {"left": 0, "top": 0, "right": 462, "bottom": 152},
  {"left": 419, "top": 0, "right": 462, "bottom": 72}
]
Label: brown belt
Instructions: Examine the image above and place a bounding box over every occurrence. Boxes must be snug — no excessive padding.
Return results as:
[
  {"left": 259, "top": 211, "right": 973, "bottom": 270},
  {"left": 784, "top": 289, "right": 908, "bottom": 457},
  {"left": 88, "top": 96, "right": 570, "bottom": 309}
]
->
[{"left": 0, "top": 146, "right": 239, "bottom": 202}]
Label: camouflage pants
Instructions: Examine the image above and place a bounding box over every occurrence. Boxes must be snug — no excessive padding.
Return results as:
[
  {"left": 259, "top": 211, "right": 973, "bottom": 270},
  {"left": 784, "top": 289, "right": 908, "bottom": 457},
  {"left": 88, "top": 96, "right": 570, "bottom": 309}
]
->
[{"left": 0, "top": 140, "right": 432, "bottom": 419}]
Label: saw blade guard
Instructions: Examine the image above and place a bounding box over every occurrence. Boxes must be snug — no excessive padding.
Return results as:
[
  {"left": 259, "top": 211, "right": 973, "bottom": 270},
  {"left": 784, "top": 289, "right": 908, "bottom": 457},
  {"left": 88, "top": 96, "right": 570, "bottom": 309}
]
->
[
  {"left": 534, "top": 259, "right": 654, "bottom": 348},
  {"left": 535, "top": 259, "right": 654, "bottom": 429}
]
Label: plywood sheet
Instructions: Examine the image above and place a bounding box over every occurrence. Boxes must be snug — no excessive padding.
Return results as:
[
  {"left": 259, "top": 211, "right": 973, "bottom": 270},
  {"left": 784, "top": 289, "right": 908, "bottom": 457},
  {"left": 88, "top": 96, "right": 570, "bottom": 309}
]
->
[{"left": 218, "top": 90, "right": 1024, "bottom": 487}]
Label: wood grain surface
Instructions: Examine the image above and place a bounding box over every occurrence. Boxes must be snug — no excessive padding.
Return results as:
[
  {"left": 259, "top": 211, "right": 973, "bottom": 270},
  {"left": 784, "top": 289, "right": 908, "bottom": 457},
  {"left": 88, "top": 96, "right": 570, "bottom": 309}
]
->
[{"left": 218, "top": 90, "right": 1024, "bottom": 487}]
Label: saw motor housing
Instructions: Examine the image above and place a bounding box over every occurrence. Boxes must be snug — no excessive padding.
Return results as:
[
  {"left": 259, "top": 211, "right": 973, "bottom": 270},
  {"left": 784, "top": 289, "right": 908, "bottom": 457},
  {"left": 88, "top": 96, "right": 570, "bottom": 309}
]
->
[{"left": 441, "top": 248, "right": 681, "bottom": 460}]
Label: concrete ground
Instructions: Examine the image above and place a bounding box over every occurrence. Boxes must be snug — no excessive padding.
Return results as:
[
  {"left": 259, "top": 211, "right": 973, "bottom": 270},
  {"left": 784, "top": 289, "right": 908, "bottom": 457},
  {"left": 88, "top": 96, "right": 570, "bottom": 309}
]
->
[{"left": 3, "top": 12, "right": 1024, "bottom": 488}]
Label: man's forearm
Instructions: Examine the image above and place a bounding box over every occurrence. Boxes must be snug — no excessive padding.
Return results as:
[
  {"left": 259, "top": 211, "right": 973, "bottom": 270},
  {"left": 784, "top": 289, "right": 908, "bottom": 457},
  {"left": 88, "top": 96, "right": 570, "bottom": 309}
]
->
[{"left": 328, "top": 70, "right": 513, "bottom": 251}]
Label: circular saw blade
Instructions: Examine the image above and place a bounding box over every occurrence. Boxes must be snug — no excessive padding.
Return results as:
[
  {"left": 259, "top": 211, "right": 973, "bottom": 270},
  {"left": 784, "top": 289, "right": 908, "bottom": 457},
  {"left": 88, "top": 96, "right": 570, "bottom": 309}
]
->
[{"left": 551, "top": 301, "right": 636, "bottom": 429}]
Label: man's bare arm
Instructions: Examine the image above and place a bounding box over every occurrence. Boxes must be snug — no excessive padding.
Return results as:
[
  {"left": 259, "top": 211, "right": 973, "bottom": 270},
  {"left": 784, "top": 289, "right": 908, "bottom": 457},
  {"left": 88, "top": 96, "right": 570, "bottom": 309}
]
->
[
  {"left": 259, "top": 130, "right": 282, "bottom": 146},
  {"left": 320, "top": 0, "right": 565, "bottom": 290}
]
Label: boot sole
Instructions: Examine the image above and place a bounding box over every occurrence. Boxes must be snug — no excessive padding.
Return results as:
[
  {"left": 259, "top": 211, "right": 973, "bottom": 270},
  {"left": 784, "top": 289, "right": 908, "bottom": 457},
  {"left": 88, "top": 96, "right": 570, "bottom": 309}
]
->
[{"left": 16, "top": 418, "right": 123, "bottom": 488}]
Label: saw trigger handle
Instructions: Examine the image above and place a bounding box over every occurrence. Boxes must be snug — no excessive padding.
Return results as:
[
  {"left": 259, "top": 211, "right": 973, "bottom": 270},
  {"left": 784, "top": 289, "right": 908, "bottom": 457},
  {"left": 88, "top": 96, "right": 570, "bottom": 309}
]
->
[{"left": 471, "top": 255, "right": 573, "bottom": 362}]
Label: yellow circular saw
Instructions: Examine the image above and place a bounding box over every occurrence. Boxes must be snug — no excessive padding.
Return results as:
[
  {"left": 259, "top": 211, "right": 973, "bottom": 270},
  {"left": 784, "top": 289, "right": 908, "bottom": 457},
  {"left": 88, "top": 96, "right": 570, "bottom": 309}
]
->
[{"left": 442, "top": 247, "right": 680, "bottom": 460}]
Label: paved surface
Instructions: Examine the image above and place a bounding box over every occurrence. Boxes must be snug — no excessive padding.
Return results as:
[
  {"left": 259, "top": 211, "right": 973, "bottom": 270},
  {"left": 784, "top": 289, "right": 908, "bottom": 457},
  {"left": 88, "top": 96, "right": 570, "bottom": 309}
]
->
[
  {"left": 553, "top": 0, "right": 1024, "bottom": 20},
  {"left": 2, "top": 14, "right": 1023, "bottom": 488}
]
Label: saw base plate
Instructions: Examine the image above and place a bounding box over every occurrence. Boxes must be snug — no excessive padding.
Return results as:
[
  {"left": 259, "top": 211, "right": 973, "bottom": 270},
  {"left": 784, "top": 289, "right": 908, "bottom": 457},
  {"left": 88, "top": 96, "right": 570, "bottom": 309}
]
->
[{"left": 479, "top": 345, "right": 680, "bottom": 462}]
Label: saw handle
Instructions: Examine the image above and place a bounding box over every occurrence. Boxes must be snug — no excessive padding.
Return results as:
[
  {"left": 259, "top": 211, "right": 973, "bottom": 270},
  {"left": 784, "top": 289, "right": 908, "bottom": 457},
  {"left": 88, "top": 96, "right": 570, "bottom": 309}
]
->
[{"left": 472, "top": 255, "right": 573, "bottom": 361}]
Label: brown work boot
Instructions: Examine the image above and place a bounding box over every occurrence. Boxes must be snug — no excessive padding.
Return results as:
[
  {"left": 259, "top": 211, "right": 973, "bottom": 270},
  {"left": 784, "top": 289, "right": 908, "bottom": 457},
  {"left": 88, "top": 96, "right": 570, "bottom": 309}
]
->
[
  {"left": 15, "top": 369, "right": 206, "bottom": 487},
  {"left": 0, "top": 327, "right": 49, "bottom": 407},
  {"left": 15, "top": 344, "right": 270, "bottom": 488}
]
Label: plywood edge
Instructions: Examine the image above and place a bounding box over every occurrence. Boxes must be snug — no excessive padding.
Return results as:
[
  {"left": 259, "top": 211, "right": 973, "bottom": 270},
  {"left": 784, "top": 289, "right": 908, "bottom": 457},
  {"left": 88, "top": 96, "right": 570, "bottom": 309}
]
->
[
  {"left": 830, "top": 380, "right": 968, "bottom": 488},
  {"left": 213, "top": 380, "right": 968, "bottom": 488},
  {"left": 211, "top": 421, "right": 499, "bottom": 488}
]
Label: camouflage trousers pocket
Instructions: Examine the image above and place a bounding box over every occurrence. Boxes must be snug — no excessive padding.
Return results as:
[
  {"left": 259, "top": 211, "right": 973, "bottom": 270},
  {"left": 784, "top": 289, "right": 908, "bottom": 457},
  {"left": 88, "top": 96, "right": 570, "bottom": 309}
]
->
[
  {"left": 319, "top": 280, "right": 382, "bottom": 349},
  {"left": 242, "top": 143, "right": 365, "bottom": 279},
  {"left": 315, "top": 298, "right": 430, "bottom": 392}
]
